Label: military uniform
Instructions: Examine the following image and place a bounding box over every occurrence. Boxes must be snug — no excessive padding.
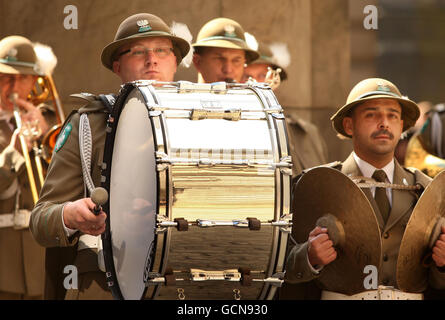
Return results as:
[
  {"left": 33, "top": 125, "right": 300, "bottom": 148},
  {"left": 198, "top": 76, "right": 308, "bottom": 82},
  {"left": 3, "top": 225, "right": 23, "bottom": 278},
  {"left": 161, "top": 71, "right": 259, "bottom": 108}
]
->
[
  {"left": 0, "top": 35, "right": 59, "bottom": 299},
  {"left": 30, "top": 13, "right": 191, "bottom": 300},
  {"left": 418, "top": 107, "right": 445, "bottom": 159},
  {"left": 285, "top": 115, "right": 328, "bottom": 176},
  {"left": 284, "top": 154, "right": 445, "bottom": 298},
  {"left": 30, "top": 95, "right": 112, "bottom": 299},
  {"left": 283, "top": 78, "right": 445, "bottom": 299},
  {"left": 0, "top": 106, "right": 55, "bottom": 299}
]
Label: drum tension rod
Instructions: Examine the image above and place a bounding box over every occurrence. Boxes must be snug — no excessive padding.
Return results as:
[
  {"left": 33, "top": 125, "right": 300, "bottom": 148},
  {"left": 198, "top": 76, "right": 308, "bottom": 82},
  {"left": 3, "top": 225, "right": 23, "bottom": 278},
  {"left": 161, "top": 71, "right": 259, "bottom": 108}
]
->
[
  {"left": 156, "top": 216, "right": 293, "bottom": 232},
  {"left": 145, "top": 269, "right": 284, "bottom": 287}
]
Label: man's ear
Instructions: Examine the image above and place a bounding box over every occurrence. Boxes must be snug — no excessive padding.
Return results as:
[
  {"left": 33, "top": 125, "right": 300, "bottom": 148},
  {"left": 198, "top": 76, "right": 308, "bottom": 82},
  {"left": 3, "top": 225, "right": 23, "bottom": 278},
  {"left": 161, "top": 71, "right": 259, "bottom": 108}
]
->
[
  {"left": 192, "top": 53, "right": 201, "bottom": 71},
  {"left": 343, "top": 117, "right": 354, "bottom": 136},
  {"left": 112, "top": 60, "right": 121, "bottom": 76}
]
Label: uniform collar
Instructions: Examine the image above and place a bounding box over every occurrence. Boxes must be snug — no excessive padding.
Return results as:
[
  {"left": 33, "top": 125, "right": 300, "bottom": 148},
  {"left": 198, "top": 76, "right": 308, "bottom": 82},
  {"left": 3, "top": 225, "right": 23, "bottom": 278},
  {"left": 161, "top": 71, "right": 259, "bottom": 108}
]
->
[{"left": 352, "top": 151, "right": 394, "bottom": 183}]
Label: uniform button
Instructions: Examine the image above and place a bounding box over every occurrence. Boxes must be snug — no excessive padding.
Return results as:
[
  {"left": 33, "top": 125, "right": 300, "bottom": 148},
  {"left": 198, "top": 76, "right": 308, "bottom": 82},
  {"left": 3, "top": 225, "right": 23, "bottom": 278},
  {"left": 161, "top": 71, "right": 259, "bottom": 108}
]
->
[
  {"left": 55, "top": 236, "right": 60, "bottom": 242},
  {"left": 383, "top": 232, "right": 389, "bottom": 239},
  {"left": 296, "top": 272, "right": 303, "bottom": 279},
  {"left": 383, "top": 254, "right": 388, "bottom": 262}
]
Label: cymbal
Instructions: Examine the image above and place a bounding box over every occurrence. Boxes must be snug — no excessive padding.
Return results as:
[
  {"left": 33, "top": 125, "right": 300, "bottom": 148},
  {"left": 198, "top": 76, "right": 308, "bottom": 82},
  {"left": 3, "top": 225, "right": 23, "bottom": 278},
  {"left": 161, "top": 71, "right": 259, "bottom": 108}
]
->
[
  {"left": 291, "top": 167, "right": 381, "bottom": 295},
  {"left": 397, "top": 170, "right": 445, "bottom": 293}
]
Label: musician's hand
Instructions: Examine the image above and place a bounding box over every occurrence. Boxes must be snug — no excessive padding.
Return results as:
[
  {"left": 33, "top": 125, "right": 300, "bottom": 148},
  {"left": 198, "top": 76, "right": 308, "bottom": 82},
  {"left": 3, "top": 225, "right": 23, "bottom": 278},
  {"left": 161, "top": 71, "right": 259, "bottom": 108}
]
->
[
  {"left": 432, "top": 226, "right": 445, "bottom": 268},
  {"left": 307, "top": 226, "right": 337, "bottom": 268},
  {"left": 8, "top": 128, "right": 21, "bottom": 151},
  {"left": 15, "top": 97, "right": 49, "bottom": 139},
  {"left": 63, "top": 198, "right": 107, "bottom": 236}
]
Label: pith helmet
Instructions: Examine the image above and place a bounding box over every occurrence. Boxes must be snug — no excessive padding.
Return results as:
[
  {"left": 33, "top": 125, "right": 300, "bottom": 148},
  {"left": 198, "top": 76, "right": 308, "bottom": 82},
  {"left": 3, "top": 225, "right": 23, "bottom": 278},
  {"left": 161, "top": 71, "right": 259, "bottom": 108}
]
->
[
  {"left": 101, "top": 13, "right": 191, "bottom": 70},
  {"left": 0, "top": 35, "right": 40, "bottom": 76},
  {"left": 331, "top": 78, "right": 420, "bottom": 138},
  {"left": 192, "top": 18, "right": 259, "bottom": 63}
]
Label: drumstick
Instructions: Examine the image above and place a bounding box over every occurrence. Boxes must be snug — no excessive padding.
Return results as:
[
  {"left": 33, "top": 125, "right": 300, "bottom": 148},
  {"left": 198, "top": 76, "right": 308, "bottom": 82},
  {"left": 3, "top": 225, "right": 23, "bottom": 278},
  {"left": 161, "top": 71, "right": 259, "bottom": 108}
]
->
[{"left": 91, "top": 187, "right": 108, "bottom": 215}]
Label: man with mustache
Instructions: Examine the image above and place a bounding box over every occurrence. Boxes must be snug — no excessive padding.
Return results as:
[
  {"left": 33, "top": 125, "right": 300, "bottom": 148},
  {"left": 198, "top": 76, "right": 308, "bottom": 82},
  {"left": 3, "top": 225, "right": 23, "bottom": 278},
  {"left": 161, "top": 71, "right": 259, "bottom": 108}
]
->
[
  {"left": 285, "top": 78, "right": 445, "bottom": 300},
  {"left": 30, "top": 13, "right": 190, "bottom": 299},
  {"left": 192, "top": 18, "right": 258, "bottom": 83}
]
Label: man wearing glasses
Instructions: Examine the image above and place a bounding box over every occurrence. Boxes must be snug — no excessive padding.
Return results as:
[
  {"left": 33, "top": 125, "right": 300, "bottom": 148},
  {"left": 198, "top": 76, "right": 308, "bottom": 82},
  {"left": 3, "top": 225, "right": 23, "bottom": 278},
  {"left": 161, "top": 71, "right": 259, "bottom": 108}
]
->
[
  {"left": 30, "top": 13, "right": 190, "bottom": 300},
  {"left": 192, "top": 18, "right": 259, "bottom": 83}
]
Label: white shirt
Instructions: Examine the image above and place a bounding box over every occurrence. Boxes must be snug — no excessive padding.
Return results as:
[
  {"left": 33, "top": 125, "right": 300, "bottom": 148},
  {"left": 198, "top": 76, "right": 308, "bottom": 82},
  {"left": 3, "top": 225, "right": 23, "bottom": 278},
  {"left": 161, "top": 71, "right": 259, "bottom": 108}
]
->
[{"left": 352, "top": 152, "right": 394, "bottom": 206}]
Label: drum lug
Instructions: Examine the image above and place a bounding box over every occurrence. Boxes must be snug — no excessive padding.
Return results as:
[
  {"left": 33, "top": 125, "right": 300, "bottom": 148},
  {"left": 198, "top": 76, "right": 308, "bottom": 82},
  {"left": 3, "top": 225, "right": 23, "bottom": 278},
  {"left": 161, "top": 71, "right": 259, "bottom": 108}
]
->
[
  {"left": 149, "top": 110, "right": 162, "bottom": 117},
  {"left": 271, "top": 113, "right": 285, "bottom": 119},
  {"left": 190, "top": 269, "right": 241, "bottom": 282},
  {"left": 155, "top": 227, "right": 167, "bottom": 234},
  {"left": 280, "top": 168, "right": 293, "bottom": 176},
  {"left": 156, "top": 164, "right": 169, "bottom": 172}
]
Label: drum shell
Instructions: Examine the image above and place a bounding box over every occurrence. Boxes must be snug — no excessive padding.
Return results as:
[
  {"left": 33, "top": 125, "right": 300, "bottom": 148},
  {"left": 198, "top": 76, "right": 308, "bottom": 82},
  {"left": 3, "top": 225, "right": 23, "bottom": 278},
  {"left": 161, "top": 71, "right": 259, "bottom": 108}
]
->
[{"left": 102, "top": 82, "right": 291, "bottom": 300}]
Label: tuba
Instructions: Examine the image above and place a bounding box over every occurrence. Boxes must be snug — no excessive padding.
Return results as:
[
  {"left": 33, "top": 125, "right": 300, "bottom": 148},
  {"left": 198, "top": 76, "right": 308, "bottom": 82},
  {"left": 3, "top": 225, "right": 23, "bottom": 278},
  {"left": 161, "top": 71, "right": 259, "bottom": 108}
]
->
[{"left": 404, "top": 134, "right": 445, "bottom": 178}]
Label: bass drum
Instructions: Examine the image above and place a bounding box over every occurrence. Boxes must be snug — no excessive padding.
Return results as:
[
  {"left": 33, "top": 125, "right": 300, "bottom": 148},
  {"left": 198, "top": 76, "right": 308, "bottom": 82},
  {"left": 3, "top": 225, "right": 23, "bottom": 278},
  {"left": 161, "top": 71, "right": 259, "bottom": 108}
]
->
[{"left": 101, "top": 81, "right": 292, "bottom": 300}]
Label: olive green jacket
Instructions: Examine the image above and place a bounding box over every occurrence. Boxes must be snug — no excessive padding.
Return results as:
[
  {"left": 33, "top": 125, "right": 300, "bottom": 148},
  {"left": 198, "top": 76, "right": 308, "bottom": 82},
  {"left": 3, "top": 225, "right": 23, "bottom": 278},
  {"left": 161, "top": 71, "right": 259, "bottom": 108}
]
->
[
  {"left": 284, "top": 153, "right": 445, "bottom": 298},
  {"left": 286, "top": 115, "right": 328, "bottom": 176},
  {"left": 30, "top": 95, "right": 110, "bottom": 299}
]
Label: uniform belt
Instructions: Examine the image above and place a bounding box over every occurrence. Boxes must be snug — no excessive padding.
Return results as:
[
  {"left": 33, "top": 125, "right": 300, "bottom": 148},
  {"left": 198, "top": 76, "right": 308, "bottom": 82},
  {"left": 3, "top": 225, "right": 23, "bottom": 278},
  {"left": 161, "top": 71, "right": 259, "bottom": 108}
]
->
[
  {"left": 0, "top": 214, "right": 13, "bottom": 228},
  {"left": 321, "top": 287, "right": 423, "bottom": 300},
  {"left": 78, "top": 234, "right": 106, "bottom": 272},
  {"left": 0, "top": 210, "right": 31, "bottom": 229}
]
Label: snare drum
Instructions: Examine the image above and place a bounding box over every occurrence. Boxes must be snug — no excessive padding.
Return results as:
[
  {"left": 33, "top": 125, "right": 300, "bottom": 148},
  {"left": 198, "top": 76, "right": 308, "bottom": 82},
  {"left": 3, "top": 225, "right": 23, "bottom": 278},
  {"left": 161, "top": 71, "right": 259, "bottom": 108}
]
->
[{"left": 101, "top": 81, "right": 292, "bottom": 300}]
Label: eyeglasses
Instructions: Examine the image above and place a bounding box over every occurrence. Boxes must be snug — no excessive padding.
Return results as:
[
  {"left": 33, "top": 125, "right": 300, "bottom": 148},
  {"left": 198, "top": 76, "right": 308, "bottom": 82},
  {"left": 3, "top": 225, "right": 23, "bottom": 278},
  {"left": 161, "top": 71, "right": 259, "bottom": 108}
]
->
[{"left": 118, "top": 45, "right": 174, "bottom": 59}]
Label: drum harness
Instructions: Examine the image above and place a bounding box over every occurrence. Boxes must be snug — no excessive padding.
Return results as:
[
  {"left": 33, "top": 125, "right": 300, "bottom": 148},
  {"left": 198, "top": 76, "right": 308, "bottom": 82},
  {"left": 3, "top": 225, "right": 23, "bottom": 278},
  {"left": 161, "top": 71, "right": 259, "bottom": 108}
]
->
[{"left": 77, "top": 94, "right": 116, "bottom": 272}]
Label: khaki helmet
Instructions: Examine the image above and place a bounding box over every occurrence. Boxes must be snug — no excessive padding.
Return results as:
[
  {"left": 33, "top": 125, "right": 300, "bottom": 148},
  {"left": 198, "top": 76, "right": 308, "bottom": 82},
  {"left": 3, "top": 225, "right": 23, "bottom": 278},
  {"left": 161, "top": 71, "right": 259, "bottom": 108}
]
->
[
  {"left": 0, "top": 35, "right": 41, "bottom": 76},
  {"left": 331, "top": 78, "right": 420, "bottom": 138},
  {"left": 192, "top": 18, "right": 259, "bottom": 63},
  {"left": 101, "top": 13, "right": 191, "bottom": 70}
]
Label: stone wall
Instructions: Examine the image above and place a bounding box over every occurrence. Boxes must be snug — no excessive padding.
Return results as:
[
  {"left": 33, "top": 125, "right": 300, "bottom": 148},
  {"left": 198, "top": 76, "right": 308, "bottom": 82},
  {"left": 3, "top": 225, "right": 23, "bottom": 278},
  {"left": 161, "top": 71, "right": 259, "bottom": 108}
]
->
[{"left": 0, "top": 0, "right": 352, "bottom": 161}]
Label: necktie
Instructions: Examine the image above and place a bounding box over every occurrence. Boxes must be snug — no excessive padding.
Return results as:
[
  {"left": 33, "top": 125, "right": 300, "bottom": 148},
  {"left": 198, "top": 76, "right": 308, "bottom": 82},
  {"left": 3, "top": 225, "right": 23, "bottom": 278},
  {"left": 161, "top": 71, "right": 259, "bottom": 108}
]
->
[{"left": 372, "top": 170, "right": 390, "bottom": 223}]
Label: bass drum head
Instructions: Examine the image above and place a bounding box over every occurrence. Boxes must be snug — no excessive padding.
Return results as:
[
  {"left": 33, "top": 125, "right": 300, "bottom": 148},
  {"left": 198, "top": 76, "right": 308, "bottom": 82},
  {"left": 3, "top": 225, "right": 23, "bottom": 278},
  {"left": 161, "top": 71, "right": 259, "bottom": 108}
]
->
[{"left": 107, "top": 88, "right": 157, "bottom": 300}]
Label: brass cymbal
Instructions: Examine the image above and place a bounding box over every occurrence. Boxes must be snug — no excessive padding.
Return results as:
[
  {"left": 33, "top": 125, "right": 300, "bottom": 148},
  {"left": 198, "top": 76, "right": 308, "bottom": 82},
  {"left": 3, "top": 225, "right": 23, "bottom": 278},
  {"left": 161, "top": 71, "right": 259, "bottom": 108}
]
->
[
  {"left": 291, "top": 167, "right": 381, "bottom": 295},
  {"left": 397, "top": 170, "right": 445, "bottom": 293}
]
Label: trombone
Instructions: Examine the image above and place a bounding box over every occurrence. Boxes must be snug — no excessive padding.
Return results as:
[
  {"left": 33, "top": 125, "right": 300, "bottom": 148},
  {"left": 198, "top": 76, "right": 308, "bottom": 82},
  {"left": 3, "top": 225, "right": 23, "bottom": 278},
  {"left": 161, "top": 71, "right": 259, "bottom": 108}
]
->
[{"left": 10, "top": 74, "right": 65, "bottom": 204}]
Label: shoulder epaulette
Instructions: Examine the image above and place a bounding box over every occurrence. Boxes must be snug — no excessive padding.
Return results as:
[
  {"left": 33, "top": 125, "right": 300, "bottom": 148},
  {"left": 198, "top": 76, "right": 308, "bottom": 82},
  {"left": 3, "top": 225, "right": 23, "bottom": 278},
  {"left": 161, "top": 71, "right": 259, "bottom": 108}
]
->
[
  {"left": 70, "top": 93, "right": 108, "bottom": 114},
  {"left": 405, "top": 166, "right": 432, "bottom": 189}
]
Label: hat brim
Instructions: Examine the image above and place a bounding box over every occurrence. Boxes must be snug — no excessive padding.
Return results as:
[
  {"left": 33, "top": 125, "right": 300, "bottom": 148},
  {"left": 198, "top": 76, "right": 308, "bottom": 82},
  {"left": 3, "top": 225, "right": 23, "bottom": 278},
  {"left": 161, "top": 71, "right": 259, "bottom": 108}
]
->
[
  {"left": 192, "top": 39, "right": 259, "bottom": 63},
  {"left": 101, "top": 32, "right": 190, "bottom": 70},
  {"left": 0, "top": 62, "right": 39, "bottom": 76},
  {"left": 331, "top": 95, "right": 420, "bottom": 138}
]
